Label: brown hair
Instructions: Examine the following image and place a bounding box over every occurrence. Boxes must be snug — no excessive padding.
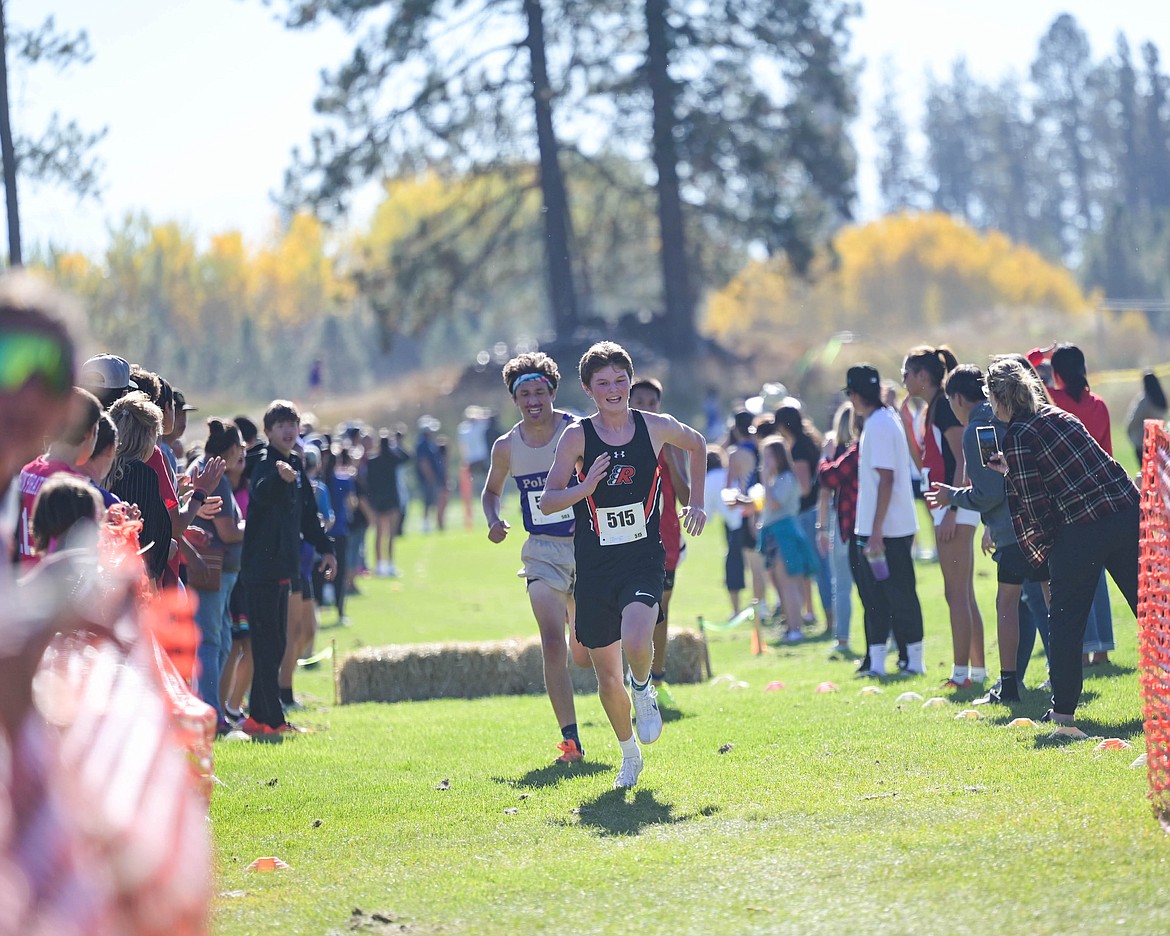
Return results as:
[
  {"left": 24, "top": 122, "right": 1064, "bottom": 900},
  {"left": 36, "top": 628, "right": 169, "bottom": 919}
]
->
[
  {"left": 61, "top": 387, "right": 103, "bottom": 447},
  {"left": 92, "top": 412, "right": 117, "bottom": 458},
  {"left": 630, "top": 377, "right": 663, "bottom": 401},
  {"left": 761, "top": 437, "right": 793, "bottom": 474},
  {"left": 205, "top": 418, "right": 242, "bottom": 457},
  {"left": 578, "top": 341, "right": 633, "bottom": 388},
  {"left": 502, "top": 352, "right": 560, "bottom": 395},
  {"left": 129, "top": 365, "right": 162, "bottom": 405},
  {"left": 263, "top": 399, "right": 299, "bottom": 432},
  {"left": 31, "top": 473, "right": 102, "bottom": 553},
  {"left": 904, "top": 345, "right": 959, "bottom": 388},
  {"left": 942, "top": 364, "right": 986, "bottom": 404}
]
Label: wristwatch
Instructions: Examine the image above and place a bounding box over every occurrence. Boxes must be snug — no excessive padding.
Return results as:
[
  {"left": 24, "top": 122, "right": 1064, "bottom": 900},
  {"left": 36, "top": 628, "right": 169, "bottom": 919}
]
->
[{"left": 192, "top": 490, "right": 208, "bottom": 503}]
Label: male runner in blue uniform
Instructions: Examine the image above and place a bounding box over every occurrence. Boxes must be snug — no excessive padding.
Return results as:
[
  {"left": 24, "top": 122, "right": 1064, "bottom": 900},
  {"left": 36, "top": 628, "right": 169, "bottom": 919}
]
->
[
  {"left": 541, "top": 342, "right": 707, "bottom": 789},
  {"left": 482, "top": 352, "right": 589, "bottom": 763}
]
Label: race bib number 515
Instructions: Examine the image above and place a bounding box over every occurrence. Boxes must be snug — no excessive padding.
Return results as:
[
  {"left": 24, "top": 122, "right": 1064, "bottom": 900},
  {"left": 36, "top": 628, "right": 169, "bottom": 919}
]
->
[{"left": 596, "top": 502, "right": 647, "bottom": 546}]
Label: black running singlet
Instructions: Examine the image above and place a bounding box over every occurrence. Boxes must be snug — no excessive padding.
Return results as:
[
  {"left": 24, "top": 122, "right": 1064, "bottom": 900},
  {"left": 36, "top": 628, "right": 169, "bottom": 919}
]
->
[{"left": 573, "top": 410, "right": 664, "bottom": 572}]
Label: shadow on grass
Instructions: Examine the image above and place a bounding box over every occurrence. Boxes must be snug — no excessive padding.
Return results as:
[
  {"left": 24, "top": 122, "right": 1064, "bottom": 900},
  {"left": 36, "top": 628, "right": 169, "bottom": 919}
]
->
[
  {"left": 493, "top": 761, "right": 611, "bottom": 790},
  {"left": 978, "top": 688, "right": 1100, "bottom": 727},
  {"left": 1031, "top": 714, "right": 1145, "bottom": 747},
  {"left": 567, "top": 788, "right": 719, "bottom": 837},
  {"left": 1085, "top": 660, "right": 1137, "bottom": 678}
]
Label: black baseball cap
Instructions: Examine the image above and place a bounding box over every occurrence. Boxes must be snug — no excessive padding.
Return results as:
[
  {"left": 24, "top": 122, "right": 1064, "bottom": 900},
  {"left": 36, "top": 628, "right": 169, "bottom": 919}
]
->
[{"left": 843, "top": 364, "right": 881, "bottom": 394}]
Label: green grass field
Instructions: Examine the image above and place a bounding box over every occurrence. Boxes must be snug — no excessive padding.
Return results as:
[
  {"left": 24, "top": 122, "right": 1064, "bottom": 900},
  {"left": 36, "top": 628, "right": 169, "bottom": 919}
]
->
[{"left": 210, "top": 498, "right": 1165, "bottom": 935}]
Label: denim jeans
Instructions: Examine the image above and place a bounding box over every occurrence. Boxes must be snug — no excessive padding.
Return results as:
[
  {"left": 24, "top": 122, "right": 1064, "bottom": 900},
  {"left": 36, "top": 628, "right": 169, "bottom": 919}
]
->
[
  {"left": 827, "top": 521, "right": 853, "bottom": 642},
  {"left": 799, "top": 508, "right": 832, "bottom": 617},
  {"left": 194, "top": 570, "right": 239, "bottom": 720},
  {"left": 1016, "top": 580, "right": 1050, "bottom": 683},
  {"left": 1080, "top": 572, "right": 1115, "bottom": 653}
]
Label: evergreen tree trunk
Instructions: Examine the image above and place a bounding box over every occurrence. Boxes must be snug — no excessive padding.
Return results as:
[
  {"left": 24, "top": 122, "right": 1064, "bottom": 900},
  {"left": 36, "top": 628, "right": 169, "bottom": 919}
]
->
[
  {"left": 0, "top": 1, "right": 21, "bottom": 268},
  {"left": 645, "top": 0, "right": 695, "bottom": 358},
  {"left": 523, "top": 0, "right": 579, "bottom": 340}
]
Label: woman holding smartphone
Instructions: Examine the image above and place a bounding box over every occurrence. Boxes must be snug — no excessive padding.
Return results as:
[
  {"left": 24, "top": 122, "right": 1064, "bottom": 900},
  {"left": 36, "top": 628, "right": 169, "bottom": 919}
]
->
[
  {"left": 981, "top": 358, "right": 1138, "bottom": 731},
  {"left": 926, "top": 364, "right": 1050, "bottom": 704}
]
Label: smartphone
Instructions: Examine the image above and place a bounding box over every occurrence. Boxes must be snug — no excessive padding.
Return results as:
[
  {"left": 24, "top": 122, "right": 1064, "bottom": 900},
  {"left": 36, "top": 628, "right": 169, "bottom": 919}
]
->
[{"left": 975, "top": 425, "right": 999, "bottom": 467}]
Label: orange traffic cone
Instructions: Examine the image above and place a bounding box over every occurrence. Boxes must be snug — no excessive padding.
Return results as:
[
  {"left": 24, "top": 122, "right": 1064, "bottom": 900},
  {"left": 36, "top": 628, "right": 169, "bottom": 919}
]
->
[
  {"left": 247, "top": 856, "right": 292, "bottom": 872},
  {"left": 750, "top": 630, "right": 763, "bottom": 656}
]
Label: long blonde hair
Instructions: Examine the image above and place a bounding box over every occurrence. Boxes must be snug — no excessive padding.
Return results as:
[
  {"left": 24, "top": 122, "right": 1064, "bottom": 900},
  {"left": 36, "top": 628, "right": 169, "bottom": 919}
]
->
[{"left": 106, "top": 391, "right": 162, "bottom": 484}]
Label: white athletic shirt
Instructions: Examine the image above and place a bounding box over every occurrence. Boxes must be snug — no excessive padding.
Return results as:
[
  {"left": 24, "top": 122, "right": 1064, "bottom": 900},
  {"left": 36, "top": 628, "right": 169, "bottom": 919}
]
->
[
  {"left": 855, "top": 405, "right": 919, "bottom": 539},
  {"left": 509, "top": 412, "right": 575, "bottom": 537}
]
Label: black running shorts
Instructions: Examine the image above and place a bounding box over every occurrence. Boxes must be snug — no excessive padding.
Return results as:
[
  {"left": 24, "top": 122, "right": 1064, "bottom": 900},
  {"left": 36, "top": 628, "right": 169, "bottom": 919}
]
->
[{"left": 574, "top": 559, "right": 665, "bottom": 649}]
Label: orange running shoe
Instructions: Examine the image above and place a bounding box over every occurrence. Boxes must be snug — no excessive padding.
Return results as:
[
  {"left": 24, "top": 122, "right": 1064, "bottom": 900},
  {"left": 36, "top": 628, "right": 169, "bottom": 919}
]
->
[{"left": 555, "top": 739, "right": 584, "bottom": 763}]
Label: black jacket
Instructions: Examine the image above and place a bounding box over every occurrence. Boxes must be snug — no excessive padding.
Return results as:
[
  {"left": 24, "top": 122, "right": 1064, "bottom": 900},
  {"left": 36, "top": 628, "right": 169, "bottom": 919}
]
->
[{"left": 241, "top": 446, "right": 334, "bottom": 584}]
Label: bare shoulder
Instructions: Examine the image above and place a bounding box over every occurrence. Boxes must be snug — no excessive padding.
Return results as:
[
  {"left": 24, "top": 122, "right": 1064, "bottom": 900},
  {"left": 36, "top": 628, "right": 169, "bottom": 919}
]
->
[
  {"left": 490, "top": 429, "right": 514, "bottom": 459},
  {"left": 558, "top": 421, "right": 586, "bottom": 447}
]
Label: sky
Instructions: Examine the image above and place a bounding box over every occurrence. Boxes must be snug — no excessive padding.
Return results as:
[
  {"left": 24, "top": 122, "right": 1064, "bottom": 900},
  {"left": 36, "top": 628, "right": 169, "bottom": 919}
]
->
[{"left": 13, "top": 0, "right": 1170, "bottom": 255}]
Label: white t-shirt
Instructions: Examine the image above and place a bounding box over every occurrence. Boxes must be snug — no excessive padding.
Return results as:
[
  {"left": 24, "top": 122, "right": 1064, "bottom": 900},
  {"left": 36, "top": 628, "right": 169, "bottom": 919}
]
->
[
  {"left": 855, "top": 406, "right": 918, "bottom": 539},
  {"left": 704, "top": 466, "right": 743, "bottom": 531}
]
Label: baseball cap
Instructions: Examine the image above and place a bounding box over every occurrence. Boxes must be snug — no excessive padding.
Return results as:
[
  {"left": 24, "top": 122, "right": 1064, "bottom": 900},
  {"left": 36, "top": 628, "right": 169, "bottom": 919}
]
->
[
  {"left": 79, "top": 353, "right": 136, "bottom": 391},
  {"left": 173, "top": 389, "right": 197, "bottom": 411},
  {"left": 843, "top": 364, "right": 881, "bottom": 394}
]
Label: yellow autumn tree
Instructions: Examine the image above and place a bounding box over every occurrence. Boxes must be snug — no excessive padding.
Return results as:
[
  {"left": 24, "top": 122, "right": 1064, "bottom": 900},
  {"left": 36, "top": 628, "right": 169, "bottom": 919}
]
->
[
  {"left": 251, "top": 212, "right": 353, "bottom": 330},
  {"left": 704, "top": 212, "right": 1094, "bottom": 355}
]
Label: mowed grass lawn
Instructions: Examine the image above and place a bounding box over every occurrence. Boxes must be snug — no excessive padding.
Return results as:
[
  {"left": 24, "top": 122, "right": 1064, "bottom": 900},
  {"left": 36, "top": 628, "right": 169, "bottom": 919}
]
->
[{"left": 211, "top": 500, "right": 1167, "bottom": 935}]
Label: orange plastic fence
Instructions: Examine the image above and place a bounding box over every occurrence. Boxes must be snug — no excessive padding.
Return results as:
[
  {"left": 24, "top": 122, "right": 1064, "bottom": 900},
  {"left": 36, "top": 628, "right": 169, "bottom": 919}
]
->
[{"left": 1138, "top": 420, "right": 1170, "bottom": 828}]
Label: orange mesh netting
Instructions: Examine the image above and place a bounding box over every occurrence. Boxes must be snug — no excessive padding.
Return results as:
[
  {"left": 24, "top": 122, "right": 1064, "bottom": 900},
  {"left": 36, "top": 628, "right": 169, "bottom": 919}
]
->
[
  {"left": 0, "top": 514, "right": 214, "bottom": 933},
  {"left": 1138, "top": 419, "right": 1170, "bottom": 829}
]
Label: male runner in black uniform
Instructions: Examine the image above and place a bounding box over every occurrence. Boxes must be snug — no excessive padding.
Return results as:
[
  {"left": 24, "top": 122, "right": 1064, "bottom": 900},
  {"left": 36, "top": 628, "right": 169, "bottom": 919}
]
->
[{"left": 541, "top": 341, "right": 708, "bottom": 790}]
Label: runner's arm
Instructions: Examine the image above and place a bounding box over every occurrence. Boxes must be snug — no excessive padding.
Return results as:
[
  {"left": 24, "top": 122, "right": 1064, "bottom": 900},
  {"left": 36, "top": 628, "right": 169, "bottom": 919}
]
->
[
  {"left": 648, "top": 412, "right": 707, "bottom": 535},
  {"left": 540, "top": 425, "right": 599, "bottom": 514},
  {"left": 481, "top": 434, "right": 512, "bottom": 540}
]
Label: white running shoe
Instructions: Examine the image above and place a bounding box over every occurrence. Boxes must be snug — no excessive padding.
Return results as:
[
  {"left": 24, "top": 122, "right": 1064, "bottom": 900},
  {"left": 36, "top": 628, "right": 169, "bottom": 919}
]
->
[
  {"left": 630, "top": 671, "right": 663, "bottom": 744},
  {"left": 386, "top": 561, "right": 400, "bottom": 577},
  {"left": 613, "top": 754, "right": 644, "bottom": 789}
]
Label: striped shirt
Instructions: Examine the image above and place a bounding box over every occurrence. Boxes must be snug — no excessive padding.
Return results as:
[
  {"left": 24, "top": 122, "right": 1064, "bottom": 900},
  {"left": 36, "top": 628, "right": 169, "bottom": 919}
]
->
[{"left": 1003, "top": 405, "right": 1138, "bottom": 567}]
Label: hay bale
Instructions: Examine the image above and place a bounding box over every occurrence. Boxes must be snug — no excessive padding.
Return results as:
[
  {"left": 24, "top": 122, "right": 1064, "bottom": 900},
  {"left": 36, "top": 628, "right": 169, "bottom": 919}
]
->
[{"left": 338, "top": 628, "right": 708, "bottom": 704}]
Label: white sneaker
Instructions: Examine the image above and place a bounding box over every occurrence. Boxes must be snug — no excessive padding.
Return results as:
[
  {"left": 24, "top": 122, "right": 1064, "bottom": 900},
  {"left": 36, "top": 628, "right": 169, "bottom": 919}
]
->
[
  {"left": 613, "top": 754, "right": 644, "bottom": 789},
  {"left": 376, "top": 561, "right": 391, "bottom": 577},
  {"left": 629, "top": 671, "right": 663, "bottom": 744},
  {"left": 385, "top": 562, "right": 400, "bottom": 577}
]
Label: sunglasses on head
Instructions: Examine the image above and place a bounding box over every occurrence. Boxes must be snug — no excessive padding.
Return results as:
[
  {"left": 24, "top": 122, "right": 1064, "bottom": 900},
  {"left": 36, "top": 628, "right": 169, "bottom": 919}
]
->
[{"left": 0, "top": 330, "right": 73, "bottom": 396}]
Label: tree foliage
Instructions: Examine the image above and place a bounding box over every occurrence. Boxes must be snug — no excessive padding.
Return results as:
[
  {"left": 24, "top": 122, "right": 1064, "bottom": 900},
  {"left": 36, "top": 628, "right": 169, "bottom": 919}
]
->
[
  {"left": 887, "top": 12, "right": 1170, "bottom": 303},
  {"left": 37, "top": 212, "right": 365, "bottom": 398},
  {"left": 270, "top": 0, "right": 584, "bottom": 338},
  {"left": 704, "top": 212, "right": 1092, "bottom": 356},
  {"left": 0, "top": 6, "right": 104, "bottom": 265}
]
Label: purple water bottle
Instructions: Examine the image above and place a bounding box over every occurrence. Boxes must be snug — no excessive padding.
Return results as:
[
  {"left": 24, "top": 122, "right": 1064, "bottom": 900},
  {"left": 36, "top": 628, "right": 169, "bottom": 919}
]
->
[{"left": 866, "top": 547, "right": 890, "bottom": 581}]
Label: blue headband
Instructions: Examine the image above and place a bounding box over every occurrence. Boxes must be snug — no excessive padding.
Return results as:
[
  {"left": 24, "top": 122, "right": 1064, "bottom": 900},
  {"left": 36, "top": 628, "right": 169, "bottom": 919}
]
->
[{"left": 511, "top": 373, "right": 553, "bottom": 395}]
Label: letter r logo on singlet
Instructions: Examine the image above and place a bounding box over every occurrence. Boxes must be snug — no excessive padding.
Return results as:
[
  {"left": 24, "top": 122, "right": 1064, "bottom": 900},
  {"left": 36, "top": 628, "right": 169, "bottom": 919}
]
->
[{"left": 607, "top": 465, "right": 636, "bottom": 486}]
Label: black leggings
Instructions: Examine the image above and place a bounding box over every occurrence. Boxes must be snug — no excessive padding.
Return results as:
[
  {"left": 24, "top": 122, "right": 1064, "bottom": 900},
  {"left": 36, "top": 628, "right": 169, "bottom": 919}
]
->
[{"left": 1048, "top": 506, "right": 1139, "bottom": 716}]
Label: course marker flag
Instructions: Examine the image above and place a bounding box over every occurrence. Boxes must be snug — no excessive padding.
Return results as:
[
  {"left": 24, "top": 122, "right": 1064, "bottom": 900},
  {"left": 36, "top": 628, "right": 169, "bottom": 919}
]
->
[{"left": 1137, "top": 420, "right": 1170, "bottom": 828}]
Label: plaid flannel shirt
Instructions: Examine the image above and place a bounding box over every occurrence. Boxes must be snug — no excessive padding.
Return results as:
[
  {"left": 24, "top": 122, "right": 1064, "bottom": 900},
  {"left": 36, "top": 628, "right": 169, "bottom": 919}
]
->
[
  {"left": 1003, "top": 405, "right": 1138, "bottom": 567},
  {"left": 817, "top": 441, "right": 859, "bottom": 541}
]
